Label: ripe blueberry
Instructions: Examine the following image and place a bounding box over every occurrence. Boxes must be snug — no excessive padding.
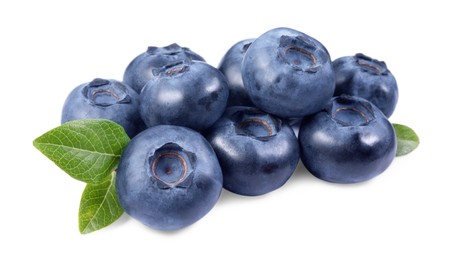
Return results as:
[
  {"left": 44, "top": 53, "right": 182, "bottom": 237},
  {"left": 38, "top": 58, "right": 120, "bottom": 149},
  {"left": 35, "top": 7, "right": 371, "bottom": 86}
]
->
[
  {"left": 205, "top": 106, "right": 300, "bottom": 196},
  {"left": 123, "top": 43, "right": 205, "bottom": 93},
  {"left": 61, "top": 78, "right": 143, "bottom": 137},
  {"left": 139, "top": 60, "right": 228, "bottom": 131},
  {"left": 116, "top": 125, "right": 223, "bottom": 231},
  {"left": 299, "top": 95, "right": 397, "bottom": 183},
  {"left": 241, "top": 27, "right": 335, "bottom": 118},
  {"left": 333, "top": 53, "right": 398, "bottom": 118}
]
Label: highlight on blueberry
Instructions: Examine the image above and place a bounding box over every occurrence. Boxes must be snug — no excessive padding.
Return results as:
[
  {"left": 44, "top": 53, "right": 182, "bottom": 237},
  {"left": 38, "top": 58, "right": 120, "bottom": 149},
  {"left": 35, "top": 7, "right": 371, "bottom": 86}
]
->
[
  {"left": 205, "top": 106, "right": 300, "bottom": 196},
  {"left": 139, "top": 60, "right": 229, "bottom": 132},
  {"left": 299, "top": 95, "right": 397, "bottom": 184}
]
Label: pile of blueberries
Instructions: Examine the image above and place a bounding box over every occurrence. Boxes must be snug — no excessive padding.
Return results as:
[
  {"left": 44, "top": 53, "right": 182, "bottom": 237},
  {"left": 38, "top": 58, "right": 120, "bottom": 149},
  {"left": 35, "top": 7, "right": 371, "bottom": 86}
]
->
[{"left": 61, "top": 27, "right": 399, "bottom": 231}]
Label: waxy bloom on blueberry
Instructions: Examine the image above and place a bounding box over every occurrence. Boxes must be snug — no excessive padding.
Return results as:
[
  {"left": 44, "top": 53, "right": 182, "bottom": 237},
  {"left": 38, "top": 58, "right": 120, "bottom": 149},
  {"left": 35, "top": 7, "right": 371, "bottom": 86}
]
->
[
  {"left": 116, "top": 125, "right": 223, "bottom": 231},
  {"left": 61, "top": 78, "right": 143, "bottom": 137},
  {"left": 242, "top": 27, "right": 335, "bottom": 118},
  {"left": 123, "top": 43, "right": 205, "bottom": 93},
  {"left": 333, "top": 53, "right": 399, "bottom": 118}
]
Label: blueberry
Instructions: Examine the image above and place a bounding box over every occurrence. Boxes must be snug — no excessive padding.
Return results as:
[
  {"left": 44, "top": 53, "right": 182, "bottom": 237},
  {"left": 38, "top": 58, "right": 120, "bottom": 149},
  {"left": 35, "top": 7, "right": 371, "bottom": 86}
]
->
[
  {"left": 123, "top": 43, "right": 205, "bottom": 93},
  {"left": 218, "top": 39, "right": 255, "bottom": 107},
  {"left": 139, "top": 60, "right": 229, "bottom": 131},
  {"left": 61, "top": 78, "right": 143, "bottom": 137},
  {"left": 241, "top": 27, "right": 335, "bottom": 118},
  {"left": 205, "top": 106, "right": 300, "bottom": 196},
  {"left": 299, "top": 95, "right": 397, "bottom": 184},
  {"left": 333, "top": 53, "right": 398, "bottom": 118},
  {"left": 116, "top": 125, "right": 223, "bottom": 231}
]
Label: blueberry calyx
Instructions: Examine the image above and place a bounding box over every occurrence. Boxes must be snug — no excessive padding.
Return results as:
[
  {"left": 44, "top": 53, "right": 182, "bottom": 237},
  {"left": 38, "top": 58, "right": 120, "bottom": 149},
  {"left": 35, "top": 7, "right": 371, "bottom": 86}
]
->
[
  {"left": 146, "top": 43, "right": 198, "bottom": 60},
  {"left": 278, "top": 35, "right": 321, "bottom": 73},
  {"left": 355, "top": 53, "right": 388, "bottom": 75},
  {"left": 148, "top": 143, "right": 196, "bottom": 189},
  {"left": 328, "top": 95, "right": 375, "bottom": 127},
  {"left": 232, "top": 109, "right": 281, "bottom": 140},
  {"left": 147, "top": 43, "right": 183, "bottom": 55},
  {"left": 152, "top": 60, "right": 191, "bottom": 77},
  {"left": 82, "top": 78, "right": 131, "bottom": 107},
  {"left": 87, "top": 78, "right": 110, "bottom": 87},
  {"left": 241, "top": 42, "right": 252, "bottom": 54}
]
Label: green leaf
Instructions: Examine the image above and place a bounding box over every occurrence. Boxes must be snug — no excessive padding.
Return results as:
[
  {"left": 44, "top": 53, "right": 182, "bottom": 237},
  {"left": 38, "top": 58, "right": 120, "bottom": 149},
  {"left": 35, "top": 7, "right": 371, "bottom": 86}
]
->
[
  {"left": 33, "top": 119, "right": 130, "bottom": 183},
  {"left": 393, "top": 123, "right": 420, "bottom": 156},
  {"left": 79, "top": 170, "right": 124, "bottom": 234}
]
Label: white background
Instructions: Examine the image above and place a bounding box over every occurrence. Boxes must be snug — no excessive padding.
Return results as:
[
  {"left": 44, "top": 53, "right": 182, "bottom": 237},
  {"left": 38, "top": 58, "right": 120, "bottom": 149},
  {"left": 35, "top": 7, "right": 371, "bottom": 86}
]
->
[{"left": 1, "top": 0, "right": 448, "bottom": 259}]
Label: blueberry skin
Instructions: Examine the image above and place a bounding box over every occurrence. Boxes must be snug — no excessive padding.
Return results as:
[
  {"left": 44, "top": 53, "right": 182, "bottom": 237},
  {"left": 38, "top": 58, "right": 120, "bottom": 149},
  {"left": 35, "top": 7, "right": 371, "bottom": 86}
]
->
[
  {"left": 241, "top": 27, "right": 335, "bottom": 118},
  {"left": 61, "top": 78, "right": 143, "bottom": 137},
  {"left": 218, "top": 39, "right": 255, "bottom": 107},
  {"left": 116, "top": 125, "right": 223, "bottom": 231},
  {"left": 299, "top": 95, "right": 397, "bottom": 184},
  {"left": 139, "top": 61, "right": 229, "bottom": 132},
  {"left": 333, "top": 53, "right": 398, "bottom": 118},
  {"left": 123, "top": 43, "right": 205, "bottom": 93},
  {"left": 287, "top": 117, "right": 303, "bottom": 139},
  {"left": 205, "top": 106, "right": 300, "bottom": 196}
]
